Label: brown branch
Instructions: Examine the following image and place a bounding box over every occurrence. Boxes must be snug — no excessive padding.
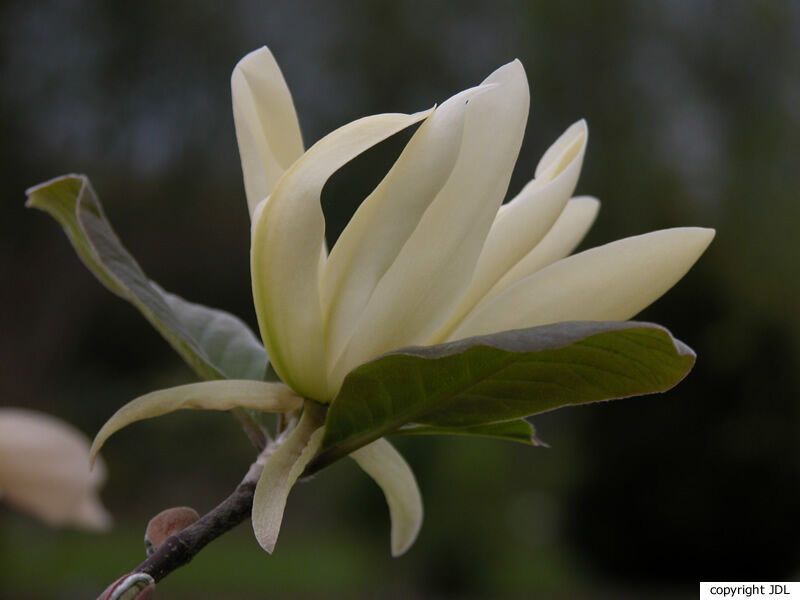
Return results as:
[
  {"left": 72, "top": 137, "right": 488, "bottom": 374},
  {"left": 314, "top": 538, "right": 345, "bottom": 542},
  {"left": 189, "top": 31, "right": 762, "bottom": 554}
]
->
[
  {"left": 96, "top": 410, "right": 313, "bottom": 598},
  {"left": 97, "top": 461, "right": 263, "bottom": 598},
  {"left": 138, "top": 462, "right": 261, "bottom": 581}
]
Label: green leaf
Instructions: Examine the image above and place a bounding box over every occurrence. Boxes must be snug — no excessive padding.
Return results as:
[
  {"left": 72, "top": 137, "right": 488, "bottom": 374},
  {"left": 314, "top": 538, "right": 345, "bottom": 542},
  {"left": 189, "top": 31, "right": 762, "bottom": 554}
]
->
[
  {"left": 394, "top": 420, "right": 543, "bottom": 446},
  {"left": 155, "top": 284, "right": 266, "bottom": 380},
  {"left": 313, "top": 321, "right": 695, "bottom": 469},
  {"left": 26, "top": 174, "right": 266, "bottom": 381}
]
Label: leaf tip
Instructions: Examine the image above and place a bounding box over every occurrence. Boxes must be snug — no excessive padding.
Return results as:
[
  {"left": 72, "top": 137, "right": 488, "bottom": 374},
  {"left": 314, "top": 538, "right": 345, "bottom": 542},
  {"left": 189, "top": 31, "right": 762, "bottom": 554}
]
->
[
  {"left": 675, "top": 337, "right": 698, "bottom": 360},
  {"left": 25, "top": 173, "right": 87, "bottom": 201},
  {"left": 531, "top": 432, "right": 550, "bottom": 448}
]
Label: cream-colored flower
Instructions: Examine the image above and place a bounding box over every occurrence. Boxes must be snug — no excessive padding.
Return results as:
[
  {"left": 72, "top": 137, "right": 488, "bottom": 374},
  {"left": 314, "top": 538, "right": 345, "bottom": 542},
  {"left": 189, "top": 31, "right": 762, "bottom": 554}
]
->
[
  {"left": 0, "top": 408, "right": 111, "bottom": 530},
  {"left": 83, "top": 47, "right": 713, "bottom": 558},
  {"left": 233, "top": 47, "right": 714, "bottom": 404},
  {"left": 230, "top": 47, "right": 712, "bottom": 556}
]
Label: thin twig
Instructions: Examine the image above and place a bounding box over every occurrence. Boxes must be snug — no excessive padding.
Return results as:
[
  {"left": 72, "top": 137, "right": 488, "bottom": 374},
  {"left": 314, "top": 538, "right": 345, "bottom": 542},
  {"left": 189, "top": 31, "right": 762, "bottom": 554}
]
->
[
  {"left": 96, "top": 460, "right": 262, "bottom": 598},
  {"left": 232, "top": 407, "right": 269, "bottom": 451},
  {"left": 96, "top": 410, "right": 310, "bottom": 598},
  {"left": 135, "top": 461, "right": 262, "bottom": 582},
  {"left": 135, "top": 460, "right": 262, "bottom": 582},
  {"left": 275, "top": 411, "right": 286, "bottom": 436}
]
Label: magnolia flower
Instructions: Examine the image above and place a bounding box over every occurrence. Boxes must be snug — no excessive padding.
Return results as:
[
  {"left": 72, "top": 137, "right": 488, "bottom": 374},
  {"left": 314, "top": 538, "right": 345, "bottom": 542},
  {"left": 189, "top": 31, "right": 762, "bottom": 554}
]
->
[
  {"left": 229, "top": 47, "right": 712, "bottom": 554},
  {"left": 233, "top": 47, "right": 714, "bottom": 403},
  {"left": 0, "top": 408, "right": 111, "bottom": 530},
  {"left": 88, "top": 46, "right": 712, "bottom": 558}
]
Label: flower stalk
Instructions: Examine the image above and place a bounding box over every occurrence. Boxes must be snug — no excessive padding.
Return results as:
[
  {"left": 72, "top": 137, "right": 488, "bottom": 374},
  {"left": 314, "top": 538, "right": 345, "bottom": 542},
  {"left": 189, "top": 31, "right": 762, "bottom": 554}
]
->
[{"left": 97, "top": 415, "right": 320, "bottom": 595}]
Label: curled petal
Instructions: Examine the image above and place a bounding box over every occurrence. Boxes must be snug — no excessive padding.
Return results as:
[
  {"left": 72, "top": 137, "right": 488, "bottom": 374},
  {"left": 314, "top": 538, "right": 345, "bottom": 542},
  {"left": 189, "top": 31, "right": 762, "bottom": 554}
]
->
[
  {"left": 350, "top": 438, "right": 423, "bottom": 556},
  {"left": 252, "top": 111, "right": 431, "bottom": 401},
  {"left": 323, "top": 85, "right": 486, "bottom": 367},
  {"left": 90, "top": 380, "right": 302, "bottom": 464},
  {"left": 232, "top": 46, "right": 305, "bottom": 217},
  {"left": 534, "top": 119, "right": 587, "bottom": 179},
  {"left": 331, "top": 60, "right": 530, "bottom": 386},
  {"left": 434, "top": 120, "right": 588, "bottom": 340},
  {"left": 468, "top": 195, "right": 600, "bottom": 317},
  {"left": 449, "top": 227, "right": 715, "bottom": 340},
  {"left": 252, "top": 406, "right": 325, "bottom": 553},
  {"left": 0, "top": 408, "right": 111, "bottom": 530}
]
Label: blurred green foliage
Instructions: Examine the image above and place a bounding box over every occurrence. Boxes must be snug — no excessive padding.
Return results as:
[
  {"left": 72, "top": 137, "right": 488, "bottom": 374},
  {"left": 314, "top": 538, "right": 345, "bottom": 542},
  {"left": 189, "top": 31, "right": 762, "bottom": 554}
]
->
[{"left": 1, "top": 0, "right": 798, "bottom": 598}]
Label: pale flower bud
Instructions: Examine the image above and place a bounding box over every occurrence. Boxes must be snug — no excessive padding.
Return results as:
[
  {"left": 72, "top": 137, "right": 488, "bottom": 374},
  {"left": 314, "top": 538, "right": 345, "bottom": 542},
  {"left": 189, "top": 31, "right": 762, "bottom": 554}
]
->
[{"left": 0, "top": 408, "right": 111, "bottom": 530}]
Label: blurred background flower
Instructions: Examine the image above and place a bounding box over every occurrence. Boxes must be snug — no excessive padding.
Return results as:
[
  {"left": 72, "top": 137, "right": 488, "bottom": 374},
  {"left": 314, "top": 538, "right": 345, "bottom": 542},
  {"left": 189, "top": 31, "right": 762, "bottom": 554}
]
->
[
  {"left": 0, "top": 408, "right": 110, "bottom": 530},
  {"left": 1, "top": 0, "right": 798, "bottom": 598}
]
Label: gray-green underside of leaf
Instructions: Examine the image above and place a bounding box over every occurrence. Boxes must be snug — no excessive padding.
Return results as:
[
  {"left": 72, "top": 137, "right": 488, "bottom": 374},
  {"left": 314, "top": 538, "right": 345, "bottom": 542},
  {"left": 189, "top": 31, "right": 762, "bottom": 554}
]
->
[{"left": 26, "top": 174, "right": 267, "bottom": 382}]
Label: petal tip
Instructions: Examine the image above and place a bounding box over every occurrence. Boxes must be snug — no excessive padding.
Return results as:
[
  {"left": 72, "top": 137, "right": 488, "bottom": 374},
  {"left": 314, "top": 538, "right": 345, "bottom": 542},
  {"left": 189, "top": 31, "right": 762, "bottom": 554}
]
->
[
  {"left": 571, "top": 195, "right": 601, "bottom": 217},
  {"left": 484, "top": 58, "right": 528, "bottom": 89},
  {"left": 684, "top": 226, "right": 716, "bottom": 251},
  {"left": 567, "top": 118, "right": 589, "bottom": 142},
  {"left": 700, "top": 226, "right": 716, "bottom": 239},
  {"left": 500, "top": 57, "right": 527, "bottom": 79},
  {"left": 257, "top": 537, "right": 276, "bottom": 554},
  {"left": 573, "top": 119, "right": 589, "bottom": 141},
  {"left": 88, "top": 440, "right": 101, "bottom": 470},
  {"left": 233, "top": 46, "right": 274, "bottom": 76},
  {"left": 390, "top": 508, "right": 423, "bottom": 557}
]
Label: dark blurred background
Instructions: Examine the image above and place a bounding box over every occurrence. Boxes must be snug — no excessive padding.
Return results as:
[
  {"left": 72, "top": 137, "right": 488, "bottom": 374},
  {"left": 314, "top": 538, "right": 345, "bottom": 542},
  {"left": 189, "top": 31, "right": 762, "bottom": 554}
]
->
[{"left": 1, "top": 0, "right": 798, "bottom": 598}]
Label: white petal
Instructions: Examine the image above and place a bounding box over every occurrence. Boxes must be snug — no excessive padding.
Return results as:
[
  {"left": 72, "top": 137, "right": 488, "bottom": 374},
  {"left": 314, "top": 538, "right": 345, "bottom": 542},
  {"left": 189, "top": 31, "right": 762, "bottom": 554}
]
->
[
  {"left": 0, "top": 408, "right": 111, "bottom": 530},
  {"left": 252, "top": 409, "right": 324, "bottom": 553},
  {"left": 433, "top": 120, "right": 588, "bottom": 341},
  {"left": 331, "top": 61, "right": 530, "bottom": 386},
  {"left": 535, "top": 119, "right": 587, "bottom": 179},
  {"left": 251, "top": 111, "right": 431, "bottom": 401},
  {"left": 90, "top": 380, "right": 303, "bottom": 463},
  {"left": 350, "top": 438, "right": 423, "bottom": 556},
  {"left": 474, "top": 195, "right": 600, "bottom": 312},
  {"left": 449, "top": 227, "right": 715, "bottom": 340},
  {"left": 232, "top": 47, "right": 305, "bottom": 217},
  {"left": 322, "top": 86, "right": 486, "bottom": 367}
]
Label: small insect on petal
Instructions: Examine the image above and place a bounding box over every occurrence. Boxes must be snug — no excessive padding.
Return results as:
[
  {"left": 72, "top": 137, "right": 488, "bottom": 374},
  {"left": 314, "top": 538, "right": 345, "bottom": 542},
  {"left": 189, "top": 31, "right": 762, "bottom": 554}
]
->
[{"left": 144, "top": 506, "right": 200, "bottom": 556}]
